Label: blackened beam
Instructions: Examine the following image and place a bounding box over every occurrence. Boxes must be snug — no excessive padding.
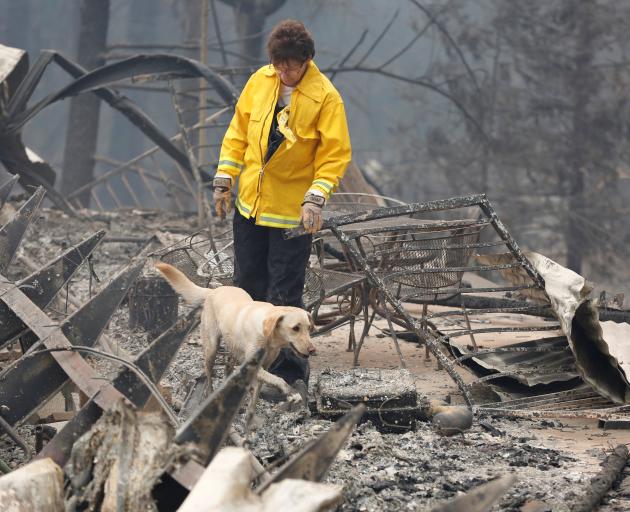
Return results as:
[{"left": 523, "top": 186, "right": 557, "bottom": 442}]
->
[
  {"left": 36, "top": 308, "right": 200, "bottom": 467},
  {"left": 598, "top": 417, "right": 630, "bottom": 429},
  {"left": 0, "top": 186, "right": 45, "bottom": 273},
  {"left": 256, "top": 404, "right": 366, "bottom": 494},
  {"left": 477, "top": 405, "right": 630, "bottom": 420},
  {"left": 284, "top": 194, "right": 489, "bottom": 239},
  {"left": 0, "top": 174, "right": 19, "bottom": 209},
  {"left": 478, "top": 198, "right": 545, "bottom": 290},
  {"left": 174, "top": 348, "right": 264, "bottom": 465},
  {"left": 0, "top": 230, "right": 106, "bottom": 350},
  {"left": 568, "top": 445, "right": 629, "bottom": 512},
  {"left": 6, "top": 52, "right": 237, "bottom": 179},
  {"left": 162, "top": 350, "right": 265, "bottom": 495},
  {"left": 430, "top": 474, "right": 516, "bottom": 512},
  {"left": 0, "top": 259, "right": 144, "bottom": 426}
]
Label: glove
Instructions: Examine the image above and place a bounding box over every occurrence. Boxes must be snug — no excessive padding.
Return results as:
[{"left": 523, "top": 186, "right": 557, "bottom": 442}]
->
[
  {"left": 213, "top": 176, "right": 232, "bottom": 219},
  {"left": 300, "top": 192, "right": 325, "bottom": 234}
]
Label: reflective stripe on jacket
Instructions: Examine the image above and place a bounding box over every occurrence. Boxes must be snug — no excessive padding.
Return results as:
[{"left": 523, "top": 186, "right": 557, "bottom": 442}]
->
[{"left": 217, "top": 61, "right": 352, "bottom": 228}]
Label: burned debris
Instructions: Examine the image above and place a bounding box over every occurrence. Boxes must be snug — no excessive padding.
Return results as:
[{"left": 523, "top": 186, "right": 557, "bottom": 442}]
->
[
  {"left": 0, "top": 179, "right": 628, "bottom": 511},
  {"left": 1, "top": 5, "right": 630, "bottom": 507}
]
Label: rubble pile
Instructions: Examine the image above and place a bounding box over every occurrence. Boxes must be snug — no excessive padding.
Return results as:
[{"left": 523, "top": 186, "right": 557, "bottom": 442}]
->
[{"left": 0, "top": 186, "right": 629, "bottom": 511}]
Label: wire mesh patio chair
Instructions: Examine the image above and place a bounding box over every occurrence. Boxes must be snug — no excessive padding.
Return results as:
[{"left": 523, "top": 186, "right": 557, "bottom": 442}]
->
[
  {"left": 302, "top": 194, "right": 571, "bottom": 408},
  {"left": 155, "top": 228, "right": 367, "bottom": 348},
  {"left": 353, "top": 221, "right": 484, "bottom": 367},
  {"left": 156, "top": 229, "right": 234, "bottom": 287},
  {"left": 321, "top": 193, "right": 409, "bottom": 271}
]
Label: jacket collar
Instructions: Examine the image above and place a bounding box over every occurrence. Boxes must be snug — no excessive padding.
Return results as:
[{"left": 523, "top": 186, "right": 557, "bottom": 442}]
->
[{"left": 262, "top": 60, "right": 324, "bottom": 103}]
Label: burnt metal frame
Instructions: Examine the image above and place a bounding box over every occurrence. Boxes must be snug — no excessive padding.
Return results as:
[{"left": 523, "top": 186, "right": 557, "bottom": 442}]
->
[
  {"left": 155, "top": 230, "right": 368, "bottom": 344},
  {"left": 349, "top": 218, "right": 485, "bottom": 367},
  {"left": 304, "top": 239, "right": 370, "bottom": 349},
  {"left": 287, "top": 194, "right": 548, "bottom": 408},
  {"left": 0, "top": 185, "right": 367, "bottom": 500},
  {"left": 0, "top": 49, "right": 238, "bottom": 213}
]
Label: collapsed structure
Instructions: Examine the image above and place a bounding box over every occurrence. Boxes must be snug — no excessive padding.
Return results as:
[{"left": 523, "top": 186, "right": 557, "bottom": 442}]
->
[
  {"left": 0, "top": 43, "right": 629, "bottom": 511},
  {"left": 0, "top": 181, "right": 628, "bottom": 511}
]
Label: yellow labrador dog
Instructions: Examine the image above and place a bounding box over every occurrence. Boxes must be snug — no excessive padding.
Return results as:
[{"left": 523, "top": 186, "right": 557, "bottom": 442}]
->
[{"left": 155, "top": 263, "right": 313, "bottom": 403}]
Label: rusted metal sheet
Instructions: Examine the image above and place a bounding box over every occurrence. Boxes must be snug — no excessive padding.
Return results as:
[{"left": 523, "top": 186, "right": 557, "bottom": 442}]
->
[
  {"left": 0, "top": 186, "right": 45, "bottom": 273},
  {"left": 0, "top": 230, "right": 106, "bottom": 350},
  {"left": 0, "top": 260, "right": 144, "bottom": 426},
  {"left": 37, "top": 308, "right": 200, "bottom": 467},
  {"left": 174, "top": 349, "right": 264, "bottom": 465},
  {"left": 256, "top": 404, "right": 365, "bottom": 493},
  {"left": 451, "top": 336, "right": 578, "bottom": 388}
]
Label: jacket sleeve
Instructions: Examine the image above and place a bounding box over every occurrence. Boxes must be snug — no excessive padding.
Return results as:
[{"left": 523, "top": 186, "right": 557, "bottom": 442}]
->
[
  {"left": 216, "top": 75, "right": 255, "bottom": 182},
  {"left": 310, "top": 96, "right": 352, "bottom": 199}
]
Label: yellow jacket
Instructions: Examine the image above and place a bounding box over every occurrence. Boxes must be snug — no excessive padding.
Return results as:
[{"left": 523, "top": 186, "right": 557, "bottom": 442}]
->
[{"left": 217, "top": 61, "right": 352, "bottom": 228}]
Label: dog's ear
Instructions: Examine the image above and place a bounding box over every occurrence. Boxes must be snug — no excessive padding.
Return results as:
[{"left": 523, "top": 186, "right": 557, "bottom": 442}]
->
[
  {"left": 262, "top": 313, "right": 284, "bottom": 338},
  {"left": 307, "top": 312, "right": 315, "bottom": 332}
]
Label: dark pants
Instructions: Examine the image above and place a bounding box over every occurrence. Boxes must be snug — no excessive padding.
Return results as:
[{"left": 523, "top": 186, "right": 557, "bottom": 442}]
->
[{"left": 233, "top": 212, "right": 311, "bottom": 384}]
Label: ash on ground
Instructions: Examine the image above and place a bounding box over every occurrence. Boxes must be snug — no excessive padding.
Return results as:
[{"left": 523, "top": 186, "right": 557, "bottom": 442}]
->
[{"left": 2, "top": 206, "right": 629, "bottom": 512}]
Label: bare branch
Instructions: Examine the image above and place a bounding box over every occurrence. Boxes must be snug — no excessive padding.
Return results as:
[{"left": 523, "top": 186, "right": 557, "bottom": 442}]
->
[
  {"left": 323, "top": 65, "right": 488, "bottom": 140},
  {"left": 329, "top": 29, "right": 368, "bottom": 82},
  {"left": 378, "top": 4, "right": 450, "bottom": 69},
  {"left": 169, "top": 80, "right": 213, "bottom": 227},
  {"left": 210, "top": 0, "right": 229, "bottom": 68},
  {"left": 407, "top": 0, "right": 482, "bottom": 95},
  {"left": 355, "top": 9, "right": 400, "bottom": 67}
]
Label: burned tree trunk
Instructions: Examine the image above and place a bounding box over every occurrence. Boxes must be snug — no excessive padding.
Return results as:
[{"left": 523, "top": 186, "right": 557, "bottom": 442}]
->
[
  {"left": 178, "top": 0, "right": 203, "bottom": 150},
  {"left": 218, "top": 0, "right": 287, "bottom": 68},
  {"left": 61, "top": 0, "right": 110, "bottom": 207}
]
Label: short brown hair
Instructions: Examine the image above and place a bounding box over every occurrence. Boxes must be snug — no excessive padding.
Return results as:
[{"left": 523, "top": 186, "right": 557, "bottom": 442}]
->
[{"left": 267, "top": 20, "right": 315, "bottom": 64}]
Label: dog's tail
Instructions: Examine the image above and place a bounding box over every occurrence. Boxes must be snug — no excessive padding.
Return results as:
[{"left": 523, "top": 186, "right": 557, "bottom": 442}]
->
[{"left": 155, "top": 262, "right": 211, "bottom": 305}]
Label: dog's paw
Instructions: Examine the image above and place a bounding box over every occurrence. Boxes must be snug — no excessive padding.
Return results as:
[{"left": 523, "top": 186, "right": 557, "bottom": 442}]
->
[
  {"left": 277, "top": 392, "right": 305, "bottom": 412},
  {"left": 288, "top": 392, "right": 303, "bottom": 404}
]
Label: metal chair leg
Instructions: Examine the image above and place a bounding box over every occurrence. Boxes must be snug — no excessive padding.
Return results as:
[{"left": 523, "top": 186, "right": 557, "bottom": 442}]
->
[
  {"left": 347, "top": 315, "right": 356, "bottom": 352},
  {"left": 461, "top": 295, "right": 478, "bottom": 351},
  {"left": 382, "top": 293, "right": 407, "bottom": 369},
  {"left": 353, "top": 308, "right": 377, "bottom": 367},
  {"left": 421, "top": 302, "right": 431, "bottom": 360}
]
